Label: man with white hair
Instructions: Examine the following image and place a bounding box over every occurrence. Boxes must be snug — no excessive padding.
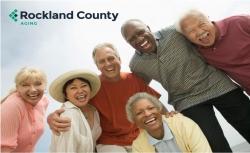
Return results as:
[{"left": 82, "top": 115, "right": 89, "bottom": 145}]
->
[{"left": 175, "top": 9, "right": 250, "bottom": 96}]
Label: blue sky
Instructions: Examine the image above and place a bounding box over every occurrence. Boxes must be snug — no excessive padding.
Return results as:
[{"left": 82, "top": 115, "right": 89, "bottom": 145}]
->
[{"left": 1, "top": 0, "right": 250, "bottom": 152}]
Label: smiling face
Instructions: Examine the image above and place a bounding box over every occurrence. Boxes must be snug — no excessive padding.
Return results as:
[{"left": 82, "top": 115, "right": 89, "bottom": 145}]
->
[
  {"left": 122, "top": 20, "right": 157, "bottom": 53},
  {"left": 94, "top": 46, "right": 121, "bottom": 82},
  {"left": 65, "top": 78, "right": 91, "bottom": 108},
  {"left": 17, "top": 78, "right": 46, "bottom": 106},
  {"left": 180, "top": 12, "right": 216, "bottom": 47},
  {"left": 132, "top": 98, "right": 163, "bottom": 134}
]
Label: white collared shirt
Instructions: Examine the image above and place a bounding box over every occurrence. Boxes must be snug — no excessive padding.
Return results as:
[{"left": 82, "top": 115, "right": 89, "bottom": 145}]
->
[{"left": 49, "top": 102, "right": 94, "bottom": 153}]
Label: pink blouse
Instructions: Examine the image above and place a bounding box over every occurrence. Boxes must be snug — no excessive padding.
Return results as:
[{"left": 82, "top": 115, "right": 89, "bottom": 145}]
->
[{"left": 1, "top": 92, "right": 49, "bottom": 152}]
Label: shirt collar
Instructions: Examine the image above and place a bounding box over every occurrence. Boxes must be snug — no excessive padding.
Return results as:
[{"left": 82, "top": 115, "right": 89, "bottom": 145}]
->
[
  {"left": 212, "top": 20, "right": 227, "bottom": 45},
  {"left": 63, "top": 101, "right": 80, "bottom": 109},
  {"left": 147, "top": 121, "right": 174, "bottom": 146}
]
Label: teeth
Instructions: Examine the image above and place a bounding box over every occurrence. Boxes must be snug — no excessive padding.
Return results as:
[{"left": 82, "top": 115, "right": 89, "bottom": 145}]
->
[
  {"left": 77, "top": 95, "right": 86, "bottom": 100},
  {"left": 30, "top": 96, "right": 37, "bottom": 98},
  {"left": 106, "top": 66, "right": 114, "bottom": 71},
  {"left": 140, "top": 40, "right": 148, "bottom": 47},
  {"left": 107, "top": 68, "right": 113, "bottom": 71},
  {"left": 145, "top": 118, "right": 156, "bottom": 124},
  {"left": 28, "top": 94, "right": 39, "bottom": 98},
  {"left": 199, "top": 32, "right": 209, "bottom": 39}
]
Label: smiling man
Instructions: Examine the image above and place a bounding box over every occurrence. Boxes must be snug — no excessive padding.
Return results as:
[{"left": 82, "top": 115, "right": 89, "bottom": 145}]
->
[
  {"left": 175, "top": 9, "right": 250, "bottom": 96},
  {"left": 126, "top": 92, "right": 212, "bottom": 153}
]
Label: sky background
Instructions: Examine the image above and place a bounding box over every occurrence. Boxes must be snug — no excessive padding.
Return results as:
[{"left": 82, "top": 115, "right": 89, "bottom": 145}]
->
[{"left": 1, "top": 0, "right": 250, "bottom": 152}]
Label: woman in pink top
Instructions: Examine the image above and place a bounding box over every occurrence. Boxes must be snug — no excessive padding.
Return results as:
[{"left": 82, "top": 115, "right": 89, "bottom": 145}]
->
[{"left": 1, "top": 67, "right": 49, "bottom": 152}]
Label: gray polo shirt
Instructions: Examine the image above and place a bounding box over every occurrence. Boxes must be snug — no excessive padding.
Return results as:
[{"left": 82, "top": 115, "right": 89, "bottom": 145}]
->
[
  {"left": 129, "top": 26, "right": 237, "bottom": 111},
  {"left": 147, "top": 122, "right": 181, "bottom": 153}
]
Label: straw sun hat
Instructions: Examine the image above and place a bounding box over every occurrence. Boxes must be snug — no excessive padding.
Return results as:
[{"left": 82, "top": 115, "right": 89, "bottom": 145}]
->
[{"left": 49, "top": 69, "right": 101, "bottom": 103}]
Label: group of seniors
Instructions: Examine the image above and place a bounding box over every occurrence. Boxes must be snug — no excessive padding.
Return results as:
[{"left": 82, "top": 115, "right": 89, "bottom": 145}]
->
[{"left": 1, "top": 9, "right": 250, "bottom": 153}]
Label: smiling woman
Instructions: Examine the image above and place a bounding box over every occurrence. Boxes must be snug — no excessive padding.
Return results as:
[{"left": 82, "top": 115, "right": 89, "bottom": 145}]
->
[
  {"left": 48, "top": 69, "right": 102, "bottom": 152},
  {"left": 125, "top": 92, "right": 212, "bottom": 153},
  {"left": 1, "top": 67, "right": 49, "bottom": 153}
]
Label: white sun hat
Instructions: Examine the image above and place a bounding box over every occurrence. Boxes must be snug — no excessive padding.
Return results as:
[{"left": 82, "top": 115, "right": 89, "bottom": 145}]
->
[{"left": 49, "top": 69, "right": 100, "bottom": 102}]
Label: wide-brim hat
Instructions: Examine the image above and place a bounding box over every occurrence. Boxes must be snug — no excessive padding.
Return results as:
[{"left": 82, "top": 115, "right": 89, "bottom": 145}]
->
[{"left": 49, "top": 69, "right": 100, "bottom": 103}]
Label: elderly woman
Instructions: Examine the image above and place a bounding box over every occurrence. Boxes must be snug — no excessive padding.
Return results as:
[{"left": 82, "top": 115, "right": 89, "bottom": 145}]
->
[
  {"left": 1, "top": 67, "right": 49, "bottom": 152},
  {"left": 49, "top": 69, "right": 101, "bottom": 152},
  {"left": 126, "top": 92, "right": 212, "bottom": 153}
]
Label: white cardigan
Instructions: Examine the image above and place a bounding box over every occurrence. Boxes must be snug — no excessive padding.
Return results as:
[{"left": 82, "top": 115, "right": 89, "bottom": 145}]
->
[{"left": 49, "top": 102, "right": 93, "bottom": 153}]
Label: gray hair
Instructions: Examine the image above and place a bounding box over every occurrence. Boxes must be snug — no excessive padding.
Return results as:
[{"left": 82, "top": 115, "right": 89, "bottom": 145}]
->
[
  {"left": 126, "top": 92, "right": 162, "bottom": 123},
  {"left": 175, "top": 9, "right": 208, "bottom": 34},
  {"left": 92, "top": 42, "right": 120, "bottom": 65}
]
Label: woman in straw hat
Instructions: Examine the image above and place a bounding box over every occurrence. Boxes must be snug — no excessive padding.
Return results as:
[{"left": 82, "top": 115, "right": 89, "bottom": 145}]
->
[
  {"left": 49, "top": 69, "right": 101, "bottom": 153},
  {"left": 1, "top": 67, "right": 49, "bottom": 152}
]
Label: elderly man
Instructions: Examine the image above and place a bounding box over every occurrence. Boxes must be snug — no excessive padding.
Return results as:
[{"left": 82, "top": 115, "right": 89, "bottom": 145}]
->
[
  {"left": 175, "top": 9, "right": 250, "bottom": 96},
  {"left": 176, "top": 9, "right": 250, "bottom": 145},
  {"left": 47, "top": 43, "right": 162, "bottom": 153},
  {"left": 121, "top": 19, "right": 250, "bottom": 152},
  {"left": 125, "top": 92, "right": 212, "bottom": 153}
]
